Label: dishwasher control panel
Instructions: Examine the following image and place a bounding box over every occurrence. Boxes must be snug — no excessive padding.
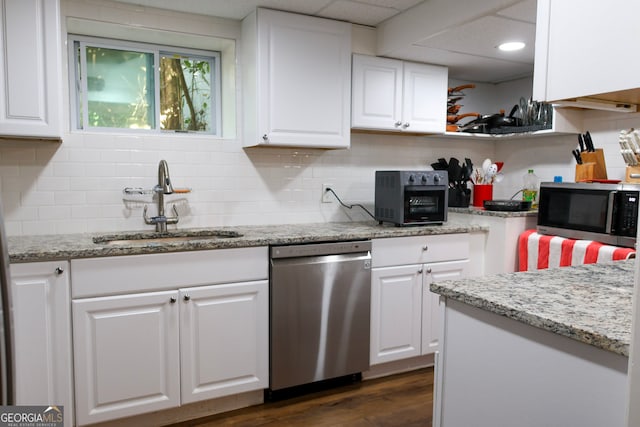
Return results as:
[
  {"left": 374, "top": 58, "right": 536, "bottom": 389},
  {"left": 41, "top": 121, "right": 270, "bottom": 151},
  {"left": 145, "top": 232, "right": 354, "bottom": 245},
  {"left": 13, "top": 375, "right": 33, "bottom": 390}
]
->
[{"left": 270, "top": 240, "right": 371, "bottom": 259}]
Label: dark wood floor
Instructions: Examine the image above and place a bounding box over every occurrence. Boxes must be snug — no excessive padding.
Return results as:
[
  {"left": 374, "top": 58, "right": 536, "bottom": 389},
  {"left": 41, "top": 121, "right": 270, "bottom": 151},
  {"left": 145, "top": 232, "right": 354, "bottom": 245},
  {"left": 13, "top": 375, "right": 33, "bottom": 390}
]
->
[{"left": 172, "top": 367, "right": 433, "bottom": 427}]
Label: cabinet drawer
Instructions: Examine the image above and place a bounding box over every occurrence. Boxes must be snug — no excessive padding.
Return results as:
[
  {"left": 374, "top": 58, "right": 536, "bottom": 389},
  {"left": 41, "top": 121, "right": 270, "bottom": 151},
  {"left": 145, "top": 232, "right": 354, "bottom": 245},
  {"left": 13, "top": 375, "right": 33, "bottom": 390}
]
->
[
  {"left": 71, "top": 247, "right": 268, "bottom": 298},
  {"left": 371, "top": 234, "right": 469, "bottom": 268}
]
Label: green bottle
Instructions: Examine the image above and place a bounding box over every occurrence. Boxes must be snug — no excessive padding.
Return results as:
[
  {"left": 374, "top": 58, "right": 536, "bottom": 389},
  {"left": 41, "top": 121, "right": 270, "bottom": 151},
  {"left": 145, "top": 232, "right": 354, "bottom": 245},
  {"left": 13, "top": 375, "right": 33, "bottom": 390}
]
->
[{"left": 522, "top": 169, "right": 539, "bottom": 208}]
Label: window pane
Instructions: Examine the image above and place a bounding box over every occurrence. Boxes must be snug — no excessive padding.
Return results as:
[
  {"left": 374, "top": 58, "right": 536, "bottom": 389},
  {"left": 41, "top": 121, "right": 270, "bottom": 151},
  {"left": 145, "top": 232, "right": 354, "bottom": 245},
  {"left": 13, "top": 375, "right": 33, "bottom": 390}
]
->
[
  {"left": 84, "top": 46, "right": 154, "bottom": 129},
  {"left": 160, "top": 54, "right": 212, "bottom": 132}
]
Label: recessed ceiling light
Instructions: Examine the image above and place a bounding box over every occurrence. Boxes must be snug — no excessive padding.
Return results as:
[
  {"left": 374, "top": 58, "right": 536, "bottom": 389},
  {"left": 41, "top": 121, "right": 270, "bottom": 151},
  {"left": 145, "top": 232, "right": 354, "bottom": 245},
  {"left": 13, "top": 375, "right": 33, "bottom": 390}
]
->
[{"left": 498, "top": 41, "right": 525, "bottom": 52}]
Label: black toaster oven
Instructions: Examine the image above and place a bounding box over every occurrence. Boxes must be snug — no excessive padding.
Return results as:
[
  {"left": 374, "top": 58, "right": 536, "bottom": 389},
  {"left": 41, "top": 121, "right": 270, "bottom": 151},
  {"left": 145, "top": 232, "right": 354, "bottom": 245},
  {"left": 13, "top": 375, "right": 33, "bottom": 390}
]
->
[{"left": 374, "top": 170, "right": 448, "bottom": 226}]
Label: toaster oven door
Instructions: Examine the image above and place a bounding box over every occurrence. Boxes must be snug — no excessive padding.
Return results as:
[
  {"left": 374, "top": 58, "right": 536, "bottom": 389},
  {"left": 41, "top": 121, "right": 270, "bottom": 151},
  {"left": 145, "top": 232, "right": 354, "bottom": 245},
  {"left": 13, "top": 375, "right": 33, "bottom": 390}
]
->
[{"left": 404, "top": 187, "right": 447, "bottom": 223}]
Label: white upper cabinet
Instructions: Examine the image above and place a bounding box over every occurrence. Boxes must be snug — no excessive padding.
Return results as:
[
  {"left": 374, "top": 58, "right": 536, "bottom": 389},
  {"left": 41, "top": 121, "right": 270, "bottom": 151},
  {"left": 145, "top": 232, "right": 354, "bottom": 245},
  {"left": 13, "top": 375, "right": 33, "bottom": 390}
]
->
[
  {"left": 533, "top": 0, "right": 640, "bottom": 110},
  {"left": 242, "top": 8, "right": 351, "bottom": 149},
  {"left": 352, "top": 54, "right": 447, "bottom": 134},
  {"left": 0, "top": 0, "right": 62, "bottom": 139}
]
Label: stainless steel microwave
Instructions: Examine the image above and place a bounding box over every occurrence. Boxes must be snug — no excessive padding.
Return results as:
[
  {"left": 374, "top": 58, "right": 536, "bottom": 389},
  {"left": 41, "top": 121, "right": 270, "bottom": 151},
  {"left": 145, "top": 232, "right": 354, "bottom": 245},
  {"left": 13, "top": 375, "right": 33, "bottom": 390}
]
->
[
  {"left": 537, "top": 182, "right": 640, "bottom": 248},
  {"left": 374, "top": 170, "right": 448, "bottom": 226}
]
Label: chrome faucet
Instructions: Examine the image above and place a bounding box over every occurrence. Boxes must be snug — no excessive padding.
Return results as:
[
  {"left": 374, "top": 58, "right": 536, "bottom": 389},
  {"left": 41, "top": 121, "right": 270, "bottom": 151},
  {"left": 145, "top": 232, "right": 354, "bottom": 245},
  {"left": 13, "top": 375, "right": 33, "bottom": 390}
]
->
[{"left": 143, "top": 160, "right": 179, "bottom": 232}]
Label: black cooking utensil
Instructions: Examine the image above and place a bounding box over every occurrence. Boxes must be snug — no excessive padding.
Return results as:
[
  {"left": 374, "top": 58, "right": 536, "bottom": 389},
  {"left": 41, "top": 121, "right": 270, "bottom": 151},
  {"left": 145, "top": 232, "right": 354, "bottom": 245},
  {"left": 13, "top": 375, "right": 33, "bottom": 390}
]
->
[
  {"left": 464, "top": 158, "right": 473, "bottom": 182},
  {"left": 448, "top": 158, "right": 462, "bottom": 185}
]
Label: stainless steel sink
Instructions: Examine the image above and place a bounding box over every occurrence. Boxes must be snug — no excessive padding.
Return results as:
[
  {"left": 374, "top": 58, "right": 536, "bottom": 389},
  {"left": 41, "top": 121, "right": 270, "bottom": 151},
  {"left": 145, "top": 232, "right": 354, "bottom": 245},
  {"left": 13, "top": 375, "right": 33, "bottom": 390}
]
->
[{"left": 93, "top": 229, "right": 243, "bottom": 245}]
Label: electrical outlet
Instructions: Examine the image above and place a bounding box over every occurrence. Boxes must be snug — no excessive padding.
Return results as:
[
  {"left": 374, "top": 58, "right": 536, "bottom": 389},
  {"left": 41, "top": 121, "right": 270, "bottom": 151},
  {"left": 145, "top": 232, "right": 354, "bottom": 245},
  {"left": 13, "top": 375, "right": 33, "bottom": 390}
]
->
[{"left": 322, "top": 184, "right": 333, "bottom": 203}]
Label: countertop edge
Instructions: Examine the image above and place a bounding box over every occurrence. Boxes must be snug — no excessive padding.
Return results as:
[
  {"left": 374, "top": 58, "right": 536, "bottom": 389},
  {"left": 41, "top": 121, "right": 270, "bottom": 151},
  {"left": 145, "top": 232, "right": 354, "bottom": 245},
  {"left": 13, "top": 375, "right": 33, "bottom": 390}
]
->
[
  {"left": 8, "top": 221, "right": 489, "bottom": 263},
  {"left": 431, "top": 283, "right": 629, "bottom": 356}
]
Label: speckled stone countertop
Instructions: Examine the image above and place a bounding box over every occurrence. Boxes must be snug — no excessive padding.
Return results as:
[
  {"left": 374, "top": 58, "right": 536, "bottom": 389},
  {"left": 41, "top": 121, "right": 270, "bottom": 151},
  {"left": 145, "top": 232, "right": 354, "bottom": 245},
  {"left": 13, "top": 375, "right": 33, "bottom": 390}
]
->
[
  {"left": 8, "top": 219, "right": 487, "bottom": 263},
  {"left": 431, "top": 260, "right": 635, "bottom": 356},
  {"left": 449, "top": 206, "right": 538, "bottom": 218}
]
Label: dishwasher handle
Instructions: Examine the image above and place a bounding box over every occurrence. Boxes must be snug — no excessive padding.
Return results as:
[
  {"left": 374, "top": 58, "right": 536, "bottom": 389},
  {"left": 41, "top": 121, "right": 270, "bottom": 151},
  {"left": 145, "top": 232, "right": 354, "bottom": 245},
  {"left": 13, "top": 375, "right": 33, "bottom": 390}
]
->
[{"left": 271, "top": 240, "right": 371, "bottom": 259}]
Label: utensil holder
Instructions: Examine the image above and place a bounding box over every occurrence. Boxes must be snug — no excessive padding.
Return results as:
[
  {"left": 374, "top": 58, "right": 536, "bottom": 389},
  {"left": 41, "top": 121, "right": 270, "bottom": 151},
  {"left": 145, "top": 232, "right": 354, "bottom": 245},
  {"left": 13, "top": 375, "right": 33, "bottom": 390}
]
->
[
  {"left": 625, "top": 166, "right": 640, "bottom": 183},
  {"left": 449, "top": 187, "right": 470, "bottom": 207},
  {"left": 473, "top": 184, "right": 493, "bottom": 207},
  {"left": 577, "top": 149, "right": 607, "bottom": 180}
]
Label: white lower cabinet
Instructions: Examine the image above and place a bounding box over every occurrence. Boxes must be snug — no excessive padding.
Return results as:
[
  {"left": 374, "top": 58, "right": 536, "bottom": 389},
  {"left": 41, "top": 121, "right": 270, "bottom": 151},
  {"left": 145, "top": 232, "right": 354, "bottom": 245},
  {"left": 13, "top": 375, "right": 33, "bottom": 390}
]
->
[
  {"left": 11, "top": 261, "right": 73, "bottom": 427},
  {"left": 180, "top": 281, "right": 268, "bottom": 404},
  {"left": 71, "top": 248, "right": 269, "bottom": 426},
  {"left": 371, "top": 264, "right": 422, "bottom": 363},
  {"left": 420, "top": 260, "right": 468, "bottom": 355},
  {"left": 72, "top": 290, "right": 181, "bottom": 425},
  {"left": 370, "top": 235, "right": 469, "bottom": 365}
]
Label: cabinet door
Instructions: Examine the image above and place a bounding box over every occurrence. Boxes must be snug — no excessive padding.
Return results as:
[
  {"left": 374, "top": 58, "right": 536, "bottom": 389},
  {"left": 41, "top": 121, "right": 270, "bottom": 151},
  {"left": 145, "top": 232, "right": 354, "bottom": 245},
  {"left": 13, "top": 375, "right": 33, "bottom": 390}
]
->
[
  {"left": 0, "top": 0, "right": 61, "bottom": 138},
  {"left": 421, "top": 260, "right": 469, "bottom": 355},
  {"left": 534, "top": 0, "right": 640, "bottom": 103},
  {"left": 402, "top": 62, "right": 447, "bottom": 133},
  {"left": 180, "top": 280, "right": 268, "bottom": 404},
  {"left": 72, "top": 291, "right": 180, "bottom": 426},
  {"left": 351, "top": 54, "right": 402, "bottom": 131},
  {"left": 11, "top": 261, "right": 73, "bottom": 426},
  {"left": 371, "top": 264, "right": 422, "bottom": 365},
  {"left": 255, "top": 9, "right": 351, "bottom": 148}
]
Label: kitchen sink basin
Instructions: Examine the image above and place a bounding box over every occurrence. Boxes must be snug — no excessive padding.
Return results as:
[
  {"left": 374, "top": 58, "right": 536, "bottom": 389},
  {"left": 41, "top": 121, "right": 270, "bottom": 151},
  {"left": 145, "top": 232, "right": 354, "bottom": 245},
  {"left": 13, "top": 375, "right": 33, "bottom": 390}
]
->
[{"left": 93, "top": 229, "right": 243, "bottom": 245}]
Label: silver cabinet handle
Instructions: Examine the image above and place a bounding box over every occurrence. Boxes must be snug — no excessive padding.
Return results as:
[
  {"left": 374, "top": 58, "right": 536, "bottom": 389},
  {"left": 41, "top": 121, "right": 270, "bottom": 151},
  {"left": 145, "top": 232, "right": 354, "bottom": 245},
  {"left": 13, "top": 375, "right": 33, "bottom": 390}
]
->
[
  {"left": 54, "top": 267, "right": 64, "bottom": 275},
  {"left": 183, "top": 294, "right": 191, "bottom": 301},
  {"left": 422, "top": 245, "right": 428, "bottom": 251},
  {"left": 402, "top": 122, "right": 410, "bottom": 129},
  {"left": 417, "top": 269, "right": 423, "bottom": 274},
  {"left": 262, "top": 134, "right": 268, "bottom": 141},
  {"left": 426, "top": 267, "right": 432, "bottom": 274},
  {"left": 394, "top": 121, "right": 402, "bottom": 127},
  {"left": 170, "top": 297, "right": 177, "bottom": 304}
]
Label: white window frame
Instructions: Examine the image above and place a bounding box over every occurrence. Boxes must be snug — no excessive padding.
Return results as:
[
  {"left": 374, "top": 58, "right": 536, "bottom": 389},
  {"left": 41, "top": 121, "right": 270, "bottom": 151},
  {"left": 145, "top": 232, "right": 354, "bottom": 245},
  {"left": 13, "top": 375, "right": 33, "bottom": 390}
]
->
[{"left": 68, "top": 35, "right": 222, "bottom": 137}]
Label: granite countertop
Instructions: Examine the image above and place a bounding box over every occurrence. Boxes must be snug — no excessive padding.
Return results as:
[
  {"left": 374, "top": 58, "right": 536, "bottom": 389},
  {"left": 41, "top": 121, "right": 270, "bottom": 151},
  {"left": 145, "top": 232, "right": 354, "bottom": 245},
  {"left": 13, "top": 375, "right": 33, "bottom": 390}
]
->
[
  {"left": 8, "top": 218, "right": 488, "bottom": 263},
  {"left": 431, "top": 261, "right": 635, "bottom": 356},
  {"left": 449, "top": 206, "right": 538, "bottom": 218}
]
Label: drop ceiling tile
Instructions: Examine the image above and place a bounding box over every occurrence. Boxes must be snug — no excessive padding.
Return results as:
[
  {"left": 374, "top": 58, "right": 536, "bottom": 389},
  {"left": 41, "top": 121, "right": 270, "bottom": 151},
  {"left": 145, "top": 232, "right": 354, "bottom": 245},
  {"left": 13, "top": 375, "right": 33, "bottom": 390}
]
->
[
  {"left": 497, "top": 0, "right": 537, "bottom": 23},
  {"left": 414, "top": 15, "right": 535, "bottom": 62},
  {"left": 317, "top": 0, "right": 400, "bottom": 26},
  {"left": 111, "top": 0, "right": 335, "bottom": 21},
  {"left": 355, "top": 0, "right": 423, "bottom": 11},
  {"left": 385, "top": 44, "right": 533, "bottom": 83}
]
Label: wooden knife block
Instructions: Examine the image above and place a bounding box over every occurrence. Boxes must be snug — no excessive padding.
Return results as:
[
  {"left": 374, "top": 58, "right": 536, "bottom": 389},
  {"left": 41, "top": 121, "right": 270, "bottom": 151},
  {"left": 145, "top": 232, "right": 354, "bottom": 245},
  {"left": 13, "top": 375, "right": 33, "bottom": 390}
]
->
[
  {"left": 575, "top": 149, "right": 607, "bottom": 181},
  {"left": 625, "top": 165, "right": 640, "bottom": 183}
]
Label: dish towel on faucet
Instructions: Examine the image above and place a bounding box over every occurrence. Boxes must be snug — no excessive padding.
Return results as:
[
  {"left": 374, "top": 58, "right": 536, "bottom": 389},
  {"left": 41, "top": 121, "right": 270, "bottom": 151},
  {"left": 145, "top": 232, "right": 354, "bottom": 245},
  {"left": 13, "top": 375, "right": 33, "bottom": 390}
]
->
[{"left": 518, "top": 229, "right": 636, "bottom": 272}]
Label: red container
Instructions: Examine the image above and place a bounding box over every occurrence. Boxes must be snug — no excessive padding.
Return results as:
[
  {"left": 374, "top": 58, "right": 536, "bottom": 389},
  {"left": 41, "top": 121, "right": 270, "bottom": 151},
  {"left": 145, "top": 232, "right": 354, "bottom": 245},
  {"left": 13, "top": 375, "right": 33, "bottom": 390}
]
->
[{"left": 473, "top": 184, "right": 493, "bottom": 207}]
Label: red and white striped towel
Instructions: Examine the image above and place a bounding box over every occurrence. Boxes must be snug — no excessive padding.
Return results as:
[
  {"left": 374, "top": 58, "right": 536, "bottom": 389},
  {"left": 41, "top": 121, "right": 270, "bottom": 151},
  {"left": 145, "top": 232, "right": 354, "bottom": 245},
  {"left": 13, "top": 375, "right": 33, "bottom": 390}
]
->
[{"left": 518, "top": 229, "right": 635, "bottom": 272}]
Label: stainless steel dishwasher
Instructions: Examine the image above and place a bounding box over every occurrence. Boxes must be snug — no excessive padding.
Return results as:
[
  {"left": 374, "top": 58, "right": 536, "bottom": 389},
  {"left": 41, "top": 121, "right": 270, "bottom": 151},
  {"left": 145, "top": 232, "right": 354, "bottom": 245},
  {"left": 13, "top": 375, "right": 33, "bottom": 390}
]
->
[{"left": 268, "top": 240, "right": 372, "bottom": 395}]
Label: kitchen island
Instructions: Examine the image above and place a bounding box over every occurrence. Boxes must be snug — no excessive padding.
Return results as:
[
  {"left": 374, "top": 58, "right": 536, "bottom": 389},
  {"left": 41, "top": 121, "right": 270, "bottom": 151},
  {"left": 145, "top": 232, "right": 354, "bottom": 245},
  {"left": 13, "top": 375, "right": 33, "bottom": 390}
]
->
[{"left": 430, "top": 261, "right": 633, "bottom": 427}]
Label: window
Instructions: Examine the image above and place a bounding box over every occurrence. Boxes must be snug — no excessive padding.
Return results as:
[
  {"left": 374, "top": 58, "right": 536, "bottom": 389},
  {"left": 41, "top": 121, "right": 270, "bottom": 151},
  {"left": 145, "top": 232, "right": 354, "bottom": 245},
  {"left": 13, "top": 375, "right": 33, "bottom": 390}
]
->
[{"left": 70, "top": 36, "right": 221, "bottom": 136}]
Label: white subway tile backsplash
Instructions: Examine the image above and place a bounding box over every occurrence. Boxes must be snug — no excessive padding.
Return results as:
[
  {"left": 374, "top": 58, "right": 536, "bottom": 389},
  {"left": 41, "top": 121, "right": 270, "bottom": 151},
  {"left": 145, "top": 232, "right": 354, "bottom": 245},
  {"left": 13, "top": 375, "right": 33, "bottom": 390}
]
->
[
  {"left": 21, "top": 191, "right": 55, "bottom": 207},
  {"left": 37, "top": 177, "right": 70, "bottom": 192},
  {"left": 9, "top": 114, "right": 640, "bottom": 237},
  {"left": 54, "top": 191, "right": 86, "bottom": 205},
  {"left": 53, "top": 162, "right": 85, "bottom": 177},
  {"left": 22, "top": 220, "right": 58, "bottom": 236},
  {"left": 1, "top": 147, "right": 36, "bottom": 164},
  {"left": 38, "top": 206, "right": 71, "bottom": 220}
]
